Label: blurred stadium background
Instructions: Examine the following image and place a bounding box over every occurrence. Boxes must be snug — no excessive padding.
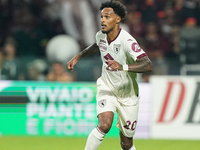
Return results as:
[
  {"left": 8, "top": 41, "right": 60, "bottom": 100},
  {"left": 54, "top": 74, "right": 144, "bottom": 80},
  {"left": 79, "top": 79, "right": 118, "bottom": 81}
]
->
[{"left": 0, "top": 0, "right": 200, "bottom": 149}]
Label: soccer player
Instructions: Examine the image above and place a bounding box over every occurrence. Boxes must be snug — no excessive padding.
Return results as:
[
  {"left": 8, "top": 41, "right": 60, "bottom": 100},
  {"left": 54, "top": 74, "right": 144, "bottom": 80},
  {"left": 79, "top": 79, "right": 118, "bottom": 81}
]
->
[{"left": 67, "top": 1, "right": 153, "bottom": 150}]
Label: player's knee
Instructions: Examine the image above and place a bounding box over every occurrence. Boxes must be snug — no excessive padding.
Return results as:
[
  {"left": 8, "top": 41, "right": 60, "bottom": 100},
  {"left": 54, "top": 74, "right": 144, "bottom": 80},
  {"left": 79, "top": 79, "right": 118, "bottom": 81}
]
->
[
  {"left": 98, "top": 122, "right": 112, "bottom": 133},
  {"left": 120, "top": 141, "right": 132, "bottom": 150}
]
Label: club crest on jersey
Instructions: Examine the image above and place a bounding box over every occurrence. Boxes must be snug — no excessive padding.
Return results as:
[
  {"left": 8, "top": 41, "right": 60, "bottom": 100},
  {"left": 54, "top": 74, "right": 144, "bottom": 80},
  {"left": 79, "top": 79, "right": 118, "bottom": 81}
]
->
[
  {"left": 113, "top": 44, "right": 121, "bottom": 54},
  {"left": 98, "top": 99, "right": 107, "bottom": 108}
]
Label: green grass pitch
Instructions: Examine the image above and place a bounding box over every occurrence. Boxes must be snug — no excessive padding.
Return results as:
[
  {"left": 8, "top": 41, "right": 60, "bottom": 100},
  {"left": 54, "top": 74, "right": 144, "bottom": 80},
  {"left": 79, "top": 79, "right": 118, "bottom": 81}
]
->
[{"left": 0, "top": 136, "right": 200, "bottom": 150}]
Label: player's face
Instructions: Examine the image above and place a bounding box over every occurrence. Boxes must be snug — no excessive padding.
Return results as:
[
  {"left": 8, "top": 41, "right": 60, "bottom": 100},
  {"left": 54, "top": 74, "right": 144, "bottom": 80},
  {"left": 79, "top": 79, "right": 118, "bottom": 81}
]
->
[{"left": 101, "top": 8, "right": 120, "bottom": 34}]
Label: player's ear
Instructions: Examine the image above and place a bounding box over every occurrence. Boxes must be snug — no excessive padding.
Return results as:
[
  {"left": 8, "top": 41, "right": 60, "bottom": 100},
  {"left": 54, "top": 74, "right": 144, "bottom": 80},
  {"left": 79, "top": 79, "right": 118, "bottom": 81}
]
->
[{"left": 116, "top": 16, "right": 121, "bottom": 24}]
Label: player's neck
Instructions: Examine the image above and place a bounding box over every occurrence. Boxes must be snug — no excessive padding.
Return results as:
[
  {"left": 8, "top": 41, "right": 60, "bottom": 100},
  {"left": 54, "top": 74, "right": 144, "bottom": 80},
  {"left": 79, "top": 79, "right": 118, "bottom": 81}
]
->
[{"left": 107, "top": 26, "right": 120, "bottom": 41}]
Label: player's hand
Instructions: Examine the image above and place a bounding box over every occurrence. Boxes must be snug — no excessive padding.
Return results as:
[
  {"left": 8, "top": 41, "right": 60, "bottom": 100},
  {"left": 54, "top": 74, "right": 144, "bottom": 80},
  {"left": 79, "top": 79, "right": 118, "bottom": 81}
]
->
[
  {"left": 106, "top": 59, "right": 123, "bottom": 71},
  {"left": 67, "top": 55, "right": 79, "bottom": 71}
]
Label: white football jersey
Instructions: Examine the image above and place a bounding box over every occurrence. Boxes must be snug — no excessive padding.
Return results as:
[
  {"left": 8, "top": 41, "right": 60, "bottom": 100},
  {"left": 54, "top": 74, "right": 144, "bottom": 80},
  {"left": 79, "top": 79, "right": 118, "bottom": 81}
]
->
[{"left": 96, "top": 28, "right": 146, "bottom": 104}]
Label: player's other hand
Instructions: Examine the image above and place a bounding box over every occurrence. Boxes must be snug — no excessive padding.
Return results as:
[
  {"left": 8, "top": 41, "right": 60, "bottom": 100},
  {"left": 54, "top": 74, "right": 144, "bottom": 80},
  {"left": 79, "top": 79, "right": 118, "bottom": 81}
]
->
[
  {"left": 106, "top": 59, "right": 123, "bottom": 71},
  {"left": 67, "top": 55, "right": 79, "bottom": 71}
]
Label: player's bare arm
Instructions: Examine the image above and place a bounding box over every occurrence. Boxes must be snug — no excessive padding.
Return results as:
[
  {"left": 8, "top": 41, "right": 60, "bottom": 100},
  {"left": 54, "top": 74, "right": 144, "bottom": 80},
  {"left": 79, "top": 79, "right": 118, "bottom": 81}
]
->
[
  {"left": 107, "top": 56, "right": 153, "bottom": 72},
  {"left": 128, "top": 56, "right": 153, "bottom": 73},
  {"left": 67, "top": 43, "right": 99, "bottom": 71}
]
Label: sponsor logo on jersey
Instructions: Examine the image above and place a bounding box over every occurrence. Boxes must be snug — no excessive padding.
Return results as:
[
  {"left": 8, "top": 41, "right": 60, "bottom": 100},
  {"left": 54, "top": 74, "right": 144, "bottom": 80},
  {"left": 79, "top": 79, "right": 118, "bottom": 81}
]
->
[
  {"left": 99, "top": 43, "right": 107, "bottom": 52},
  {"left": 100, "top": 39, "right": 106, "bottom": 43},
  {"left": 131, "top": 43, "right": 142, "bottom": 52},
  {"left": 98, "top": 99, "right": 107, "bottom": 108},
  {"left": 113, "top": 44, "right": 121, "bottom": 54}
]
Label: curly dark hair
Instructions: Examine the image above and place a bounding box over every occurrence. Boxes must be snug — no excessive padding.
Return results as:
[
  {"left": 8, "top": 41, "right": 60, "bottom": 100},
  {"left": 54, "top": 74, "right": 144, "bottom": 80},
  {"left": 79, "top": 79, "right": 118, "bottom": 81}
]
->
[{"left": 100, "top": 1, "right": 127, "bottom": 20}]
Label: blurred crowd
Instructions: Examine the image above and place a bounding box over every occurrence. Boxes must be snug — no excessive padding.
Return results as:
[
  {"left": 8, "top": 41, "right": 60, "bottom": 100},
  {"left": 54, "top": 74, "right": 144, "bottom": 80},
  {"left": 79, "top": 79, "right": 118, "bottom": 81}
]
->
[{"left": 0, "top": 0, "right": 200, "bottom": 82}]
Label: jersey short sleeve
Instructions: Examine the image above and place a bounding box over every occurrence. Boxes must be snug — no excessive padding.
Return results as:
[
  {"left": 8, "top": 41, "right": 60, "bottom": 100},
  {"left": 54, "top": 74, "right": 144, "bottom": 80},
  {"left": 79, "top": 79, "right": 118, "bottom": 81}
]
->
[
  {"left": 125, "top": 39, "right": 147, "bottom": 61},
  {"left": 95, "top": 31, "right": 105, "bottom": 46}
]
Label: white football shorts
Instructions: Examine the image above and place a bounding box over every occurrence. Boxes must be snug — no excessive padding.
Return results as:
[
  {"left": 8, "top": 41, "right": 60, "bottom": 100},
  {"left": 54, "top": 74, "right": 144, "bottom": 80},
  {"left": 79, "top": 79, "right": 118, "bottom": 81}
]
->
[{"left": 96, "top": 78, "right": 139, "bottom": 138}]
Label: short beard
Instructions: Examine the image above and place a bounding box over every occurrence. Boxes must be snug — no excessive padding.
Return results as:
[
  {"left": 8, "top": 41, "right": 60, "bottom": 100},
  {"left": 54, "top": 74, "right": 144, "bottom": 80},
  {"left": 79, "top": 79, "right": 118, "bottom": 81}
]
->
[{"left": 101, "top": 29, "right": 111, "bottom": 34}]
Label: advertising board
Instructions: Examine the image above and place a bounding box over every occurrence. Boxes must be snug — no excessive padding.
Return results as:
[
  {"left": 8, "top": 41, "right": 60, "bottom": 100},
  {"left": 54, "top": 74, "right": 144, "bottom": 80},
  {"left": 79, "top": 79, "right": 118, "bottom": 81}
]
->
[
  {"left": 0, "top": 81, "right": 151, "bottom": 138},
  {"left": 151, "top": 76, "right": 200, "bottom": 139}
]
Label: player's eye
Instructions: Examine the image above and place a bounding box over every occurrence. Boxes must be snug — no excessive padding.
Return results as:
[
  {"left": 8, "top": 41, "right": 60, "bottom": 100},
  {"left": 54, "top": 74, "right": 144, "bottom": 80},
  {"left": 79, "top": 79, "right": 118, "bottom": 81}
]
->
[{"left": 105, "top": 16, "right": 110, "bottom": 19}]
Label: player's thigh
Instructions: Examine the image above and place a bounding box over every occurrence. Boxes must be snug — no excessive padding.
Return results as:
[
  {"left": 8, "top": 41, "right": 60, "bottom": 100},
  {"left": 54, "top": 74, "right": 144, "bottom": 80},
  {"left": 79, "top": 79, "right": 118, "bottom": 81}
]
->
[
  {"left": 97, "top": 111, "right": 114, "bottom": 133},
  {"left": 96, "top": 93, "right": 116, "bottom": 133},
  {"left": 96, "top": 78, "right": 117, "bottom": 115},
  {"left": 96, "top": 77, "right": 117, "bottom": 133},
  {"left": 116, "top": 101, "right": 139, "bottom": 138}
]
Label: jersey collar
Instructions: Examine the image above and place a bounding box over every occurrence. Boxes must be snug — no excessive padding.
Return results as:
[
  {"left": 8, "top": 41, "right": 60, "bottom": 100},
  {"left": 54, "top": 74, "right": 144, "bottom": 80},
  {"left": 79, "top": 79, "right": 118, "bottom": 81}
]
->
[{"left": 107, "top": 28, "right": 122, "bottom": 45}]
